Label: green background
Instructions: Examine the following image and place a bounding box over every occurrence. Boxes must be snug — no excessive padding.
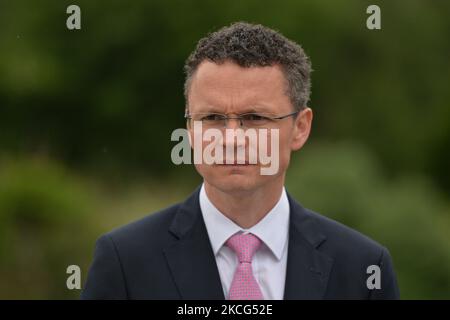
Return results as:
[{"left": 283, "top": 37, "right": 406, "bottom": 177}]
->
[{"left": 0, "top": 0, "right": 449, "bottom": 299}]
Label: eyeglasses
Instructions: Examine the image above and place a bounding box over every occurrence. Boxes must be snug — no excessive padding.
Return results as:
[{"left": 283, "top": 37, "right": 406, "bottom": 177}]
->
[{"left": 185, "top": 111, "right": 300, "bottom": 128}]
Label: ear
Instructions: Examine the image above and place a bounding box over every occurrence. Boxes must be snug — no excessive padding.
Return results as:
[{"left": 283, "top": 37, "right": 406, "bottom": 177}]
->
[
  {"left": 185, "top": 106, "right": 194, "bottom": 148},
  {"left": 291, "top": 107, "right": 313, "bottom": 151}
]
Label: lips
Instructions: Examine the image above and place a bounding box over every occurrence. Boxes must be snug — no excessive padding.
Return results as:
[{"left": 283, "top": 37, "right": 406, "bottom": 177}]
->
[{"left": 217, "top": 161, "right": 255, "bottom": 165}]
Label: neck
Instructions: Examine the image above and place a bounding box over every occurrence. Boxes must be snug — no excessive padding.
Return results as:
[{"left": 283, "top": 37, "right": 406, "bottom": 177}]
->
[{"left": 204, "top": 178, "right": 285, "bottom": 229}]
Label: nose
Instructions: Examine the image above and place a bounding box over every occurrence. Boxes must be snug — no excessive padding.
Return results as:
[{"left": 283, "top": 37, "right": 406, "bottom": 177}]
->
[
  {"left": 224, "top": 117, "right": 243, "bottom": 129},
  {"left": 222, "top": 117, "right": 247, "bottom": 150}
]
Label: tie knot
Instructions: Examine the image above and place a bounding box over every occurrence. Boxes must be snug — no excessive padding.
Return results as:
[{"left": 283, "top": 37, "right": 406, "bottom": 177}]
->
[{"left": 226, "top": 233, "right": 262, "bottom": 263}]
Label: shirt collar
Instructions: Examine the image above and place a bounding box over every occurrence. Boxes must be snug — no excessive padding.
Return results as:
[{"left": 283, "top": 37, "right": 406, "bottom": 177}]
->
[{"left": 199, "top": 183, "right": 290, "bottom": 261}]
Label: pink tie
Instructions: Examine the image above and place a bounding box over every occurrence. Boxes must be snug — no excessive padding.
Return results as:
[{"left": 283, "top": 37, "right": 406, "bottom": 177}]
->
[{"left": 226, "top": 233, "right": 264, "bottom": 300}]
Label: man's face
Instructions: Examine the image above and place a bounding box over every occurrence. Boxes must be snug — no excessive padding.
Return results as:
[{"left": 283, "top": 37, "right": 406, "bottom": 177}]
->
[{"left": 187, "top": 60, "right": 312, "bottom": 195}]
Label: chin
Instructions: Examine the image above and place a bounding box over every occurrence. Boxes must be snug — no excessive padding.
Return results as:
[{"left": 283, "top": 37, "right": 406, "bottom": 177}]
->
[
  {"left": 204, "top": 173, "right": 266, "bottom": 195},
  {"left": 196, "top": 163, "right": 281, "bottom": 194}
]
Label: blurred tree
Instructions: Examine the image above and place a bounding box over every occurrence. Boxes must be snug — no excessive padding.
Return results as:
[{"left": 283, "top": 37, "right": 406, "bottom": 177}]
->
[
  {"left": 0, "top": 157, "right": 96, "bottom": 299},
  {"left": 0, "top": 0, "right": 448, "bottom": 299},
  {"left": 0, "top": 0, "right": 448, "bottom": 192},
  {"left": 287, "top": 141, "right": 450, "bottom": 299}
]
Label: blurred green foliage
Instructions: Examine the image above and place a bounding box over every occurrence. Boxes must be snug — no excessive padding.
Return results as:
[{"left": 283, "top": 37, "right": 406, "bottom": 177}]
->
[
  {"left": 0, "top": 157, "right": 96, "bottom": 299},
  {"left": 1, "top": 0, "right": 449, "bottom": 190},
  {"left": 0, "top": 0, "right": 449, "bottom": 299},
  {"left": 286, "top": 142, "right": 450, "bottom": 299}
]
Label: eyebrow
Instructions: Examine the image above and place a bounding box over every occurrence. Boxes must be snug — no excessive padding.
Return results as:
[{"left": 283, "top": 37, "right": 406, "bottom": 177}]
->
[{"left": 194, "top": 105, "right": 272, "bottom": 114}]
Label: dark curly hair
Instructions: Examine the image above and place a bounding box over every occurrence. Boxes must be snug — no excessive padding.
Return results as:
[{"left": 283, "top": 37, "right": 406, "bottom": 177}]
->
[{"left": 184, "top": 22, "right": 312, "bottom": 111}]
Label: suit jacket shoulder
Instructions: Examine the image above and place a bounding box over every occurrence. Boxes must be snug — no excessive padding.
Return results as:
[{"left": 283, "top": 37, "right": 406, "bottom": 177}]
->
[
  {"left": 81, "top": 186, "right": 400, "bottom": 300},
  {"left": 286, "top": 201, "right": 400, "bottom": 299},
  {"left": 81, "top": 201, "right": 185, "bottom": 299}
]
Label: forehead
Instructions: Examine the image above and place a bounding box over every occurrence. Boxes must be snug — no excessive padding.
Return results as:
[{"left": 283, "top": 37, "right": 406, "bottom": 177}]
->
[{"left": 188, "top": 60, "right": 292, "bottom": 113}]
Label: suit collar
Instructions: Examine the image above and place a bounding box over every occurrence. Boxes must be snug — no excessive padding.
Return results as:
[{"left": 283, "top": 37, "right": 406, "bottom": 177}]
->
[
  {"left": 167, "top": 185, "right": 203, "bottom": 240},
  {"left": 165, "top": 185, "right": 225, "bottom": 299},
  {"left": 283, "top": 192, "right": 334, "bottom": 299},
  {"left": 199, "top": 183, "right": 290, "bottom": 261}
]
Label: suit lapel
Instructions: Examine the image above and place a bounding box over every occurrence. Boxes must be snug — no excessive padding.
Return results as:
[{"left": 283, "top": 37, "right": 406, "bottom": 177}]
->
[
  {"left": 163, "top": 186, "right": 225, "bottom": 300},
  {"left": 283, "top": 193, "right": 334, "bottom": 300}
]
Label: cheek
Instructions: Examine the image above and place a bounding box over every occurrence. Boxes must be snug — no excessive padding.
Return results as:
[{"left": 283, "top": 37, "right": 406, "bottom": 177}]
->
[
  {"left": 276, "top": 130, "right": 294, "bottom": 166},
  {"left": 194, "top": 163, "right": 212, "bottom": 181},
  {"left": 194, "top": 163, "right": 211, "bottom": 174},
  {"left": 268, "top": 128, "right": 292, "bottom": 155}
]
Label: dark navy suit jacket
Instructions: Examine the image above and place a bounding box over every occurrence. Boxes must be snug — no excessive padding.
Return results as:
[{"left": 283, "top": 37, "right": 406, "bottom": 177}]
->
[{"left": 81, "top": 186, "right": 400, "bottom": 299}]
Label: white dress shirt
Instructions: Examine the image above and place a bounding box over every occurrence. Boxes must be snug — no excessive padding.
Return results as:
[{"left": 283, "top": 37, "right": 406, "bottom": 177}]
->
[{"left": 199, "top": 183, "right": 290, "bottom": 300}]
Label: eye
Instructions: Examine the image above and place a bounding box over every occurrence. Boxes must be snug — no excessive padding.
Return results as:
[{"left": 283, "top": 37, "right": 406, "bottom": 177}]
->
[
  {"left": 243, "top": 114, "right": 269, "bottom": 121},
  {"left": 201, "top": 114, "right": 224, "bottom": 121}
]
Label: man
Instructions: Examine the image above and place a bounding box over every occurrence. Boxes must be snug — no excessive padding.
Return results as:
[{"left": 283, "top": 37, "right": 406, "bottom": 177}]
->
[{"left": 81, "top": 22, "right": 399, "bottom": 300}]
